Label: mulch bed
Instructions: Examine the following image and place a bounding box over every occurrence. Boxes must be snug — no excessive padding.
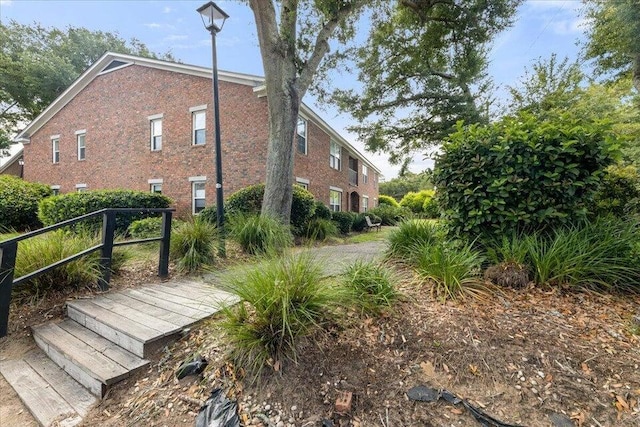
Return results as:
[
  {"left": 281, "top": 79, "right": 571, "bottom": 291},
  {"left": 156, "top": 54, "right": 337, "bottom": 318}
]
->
[{"left": 79, "top": 270, "right": 640, "bottom": 427}]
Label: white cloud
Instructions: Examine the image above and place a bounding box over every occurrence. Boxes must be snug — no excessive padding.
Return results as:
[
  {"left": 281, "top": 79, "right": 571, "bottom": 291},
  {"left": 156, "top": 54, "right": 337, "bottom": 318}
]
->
[
  {"left": 551, "top": 16, "right": 587, "bottom": 35},
  {"left": 163, "top": 6, "right": 173, "bottom": 14},
  {"left": 164, "top": 34, "right": 188, "bottom": 41},
  {"left": 527, "top": 0, "right": 569, "bottom": 11},
  {"left": 144, "top": 23, "right": 162, "bottom": 29},
  {"left": 0, "top": 0, "right": 13, "bottom": 5}
]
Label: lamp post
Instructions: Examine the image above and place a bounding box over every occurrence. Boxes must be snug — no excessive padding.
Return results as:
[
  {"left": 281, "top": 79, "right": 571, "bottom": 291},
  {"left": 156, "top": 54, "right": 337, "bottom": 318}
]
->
[
  {"left": 18, "top": 158, "right": 24, "bottom": 179},
  {"left": 197, "top": 1, "right": 228, "bottom": 257}
]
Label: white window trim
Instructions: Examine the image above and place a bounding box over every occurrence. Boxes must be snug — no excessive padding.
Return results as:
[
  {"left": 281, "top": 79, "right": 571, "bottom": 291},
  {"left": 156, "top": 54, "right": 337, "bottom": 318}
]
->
[
  {"left": 74, "top": 129, "right": 86, "bottom": 135},
  {"left": 329, "top": 188, "right": 343, "bottom": 212},
  {"left": 51, "top": 185, "right": 61, "bottom": 190},
  {"left": 75, "top": 184, "right": 87, "bottom": 192},
  {"left": 192, "top": 180, "right": 206, "bottom": 215},
  {"left": 150, "top": 117, "right": 162, "bottom": 151},
  {"left": 362, "top": 165, "right": 369, "bottom": 184},
  {"left": 147, "top": 113, "right": 163, "bottom": 121},
  {"left": 148, "top": 178, "right": 164, "bottom": 184},
  {"left": 51, "top": 137, "right": 60, "bottom": 164},
  {"left": 192, "top": 110, "right": 206, "bottom": 145},
  {"left": 297, "top": 117, "right": 307, "bottom": 155},
  {"left": 77, "top": 132, "right": 86, "bottom": 160},
  {"left": 362, "top": 195, "right": 369, "bottom": 212},
  {"left": 189, "top": 175, "right": 207, "bottom": 182},
  {"left": 150, "top": 183, "right": 162, "bottom": 193},
  {"left": 330, "top": 140, "right": 341, "bottom": 171},
  {"left": 296, "top": 177, "right": 310, "bottom": 185},
  {"left": 189, "top": 104, "right": 207, "bottom": 112}
]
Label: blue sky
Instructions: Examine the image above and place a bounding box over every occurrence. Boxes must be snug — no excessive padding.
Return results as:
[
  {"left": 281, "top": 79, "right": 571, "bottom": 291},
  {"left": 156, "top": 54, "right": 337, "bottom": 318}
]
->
[{"left": 0, "top": 0, "right": 587, "bottom": 179}]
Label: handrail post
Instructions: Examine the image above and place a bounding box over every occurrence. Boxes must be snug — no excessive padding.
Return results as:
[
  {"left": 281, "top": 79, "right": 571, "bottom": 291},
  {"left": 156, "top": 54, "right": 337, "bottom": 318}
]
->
[
  {"left": 98, "top": 210, "right": 116, "bottom": 291},
  {"left": 0, "top": 242, "right": 18, "bottom": 338},
  {"left": 158, "top": 211, "right": 172, "bottom": 278}
]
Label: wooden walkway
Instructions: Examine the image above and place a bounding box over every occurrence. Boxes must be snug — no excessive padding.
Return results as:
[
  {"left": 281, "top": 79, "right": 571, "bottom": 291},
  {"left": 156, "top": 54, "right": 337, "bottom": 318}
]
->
[{"left": 0, "top": 279, "right": 237, "bottom": 427}]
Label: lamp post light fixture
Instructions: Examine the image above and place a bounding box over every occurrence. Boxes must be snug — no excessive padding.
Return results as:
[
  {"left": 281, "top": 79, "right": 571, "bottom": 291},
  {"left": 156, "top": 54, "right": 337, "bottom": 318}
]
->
[
  {"left": 197, "top": 1, "right": 229, "bottom": 257},
  {"left": 18, "top": 158, "right": 24, "bottom": 179}
]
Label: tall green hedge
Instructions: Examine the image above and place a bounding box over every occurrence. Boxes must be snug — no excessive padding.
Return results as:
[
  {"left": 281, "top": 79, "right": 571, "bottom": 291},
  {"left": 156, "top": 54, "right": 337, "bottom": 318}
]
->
[
  {"left": 400, "top": 189, "right": 435, "bottom": 214},
  {"left": 0, "top": 176, "right": 52, "bottom": 231},
  {"left": 434, "top": 113, "right": 616, "bottom": 240},
  {"left": 225, "top": 183, "right": 316, "bottom": 232},
  {"left": 594, "top": 164, "right": 640, "bottom": 217},
  {"left": 378, "top": 195, "right": 400, "bottom": 207},
  {"left": 38, "top": 189, "right": 172, "bottom": 234}
]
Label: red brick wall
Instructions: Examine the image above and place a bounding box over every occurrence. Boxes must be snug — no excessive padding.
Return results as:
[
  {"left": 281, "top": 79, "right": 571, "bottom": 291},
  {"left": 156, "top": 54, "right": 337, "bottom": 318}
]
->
[{"left": 23, "top": 64, "right": 379, "bottom": 216}]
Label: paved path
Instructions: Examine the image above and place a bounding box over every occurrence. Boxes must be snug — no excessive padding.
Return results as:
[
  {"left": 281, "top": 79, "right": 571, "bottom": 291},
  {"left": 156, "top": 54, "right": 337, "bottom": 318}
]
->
[{"left": 296, "top": 241, "right": 387, "bottom": 276}]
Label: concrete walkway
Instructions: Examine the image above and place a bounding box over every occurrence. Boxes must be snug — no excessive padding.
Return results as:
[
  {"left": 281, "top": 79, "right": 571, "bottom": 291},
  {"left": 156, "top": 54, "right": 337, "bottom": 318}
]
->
[{"left": 295, "top": 240, "right": 387, "bottom": 276}]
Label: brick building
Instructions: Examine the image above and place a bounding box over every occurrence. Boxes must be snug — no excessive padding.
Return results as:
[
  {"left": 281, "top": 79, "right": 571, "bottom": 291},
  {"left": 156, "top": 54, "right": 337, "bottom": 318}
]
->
[{"left": 15, "top": 52, "right": 381, "bottom": 216}]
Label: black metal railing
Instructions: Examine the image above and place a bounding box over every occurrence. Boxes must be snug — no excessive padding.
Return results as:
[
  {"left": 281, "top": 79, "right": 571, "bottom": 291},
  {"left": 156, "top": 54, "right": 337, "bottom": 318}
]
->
[{"left": 0, "top": 208, "right": 175, "bottom": 337}]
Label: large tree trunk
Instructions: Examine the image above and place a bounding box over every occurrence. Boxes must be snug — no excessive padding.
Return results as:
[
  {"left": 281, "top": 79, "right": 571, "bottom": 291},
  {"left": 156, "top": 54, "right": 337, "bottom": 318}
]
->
[{"left": 261, "top": 68, "right": 300, "bottom": 223}]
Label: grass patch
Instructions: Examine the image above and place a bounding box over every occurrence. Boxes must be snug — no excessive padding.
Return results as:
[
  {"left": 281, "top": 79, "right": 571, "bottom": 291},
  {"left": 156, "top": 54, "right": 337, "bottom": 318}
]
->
[
  {"left": 220, "top": 253, "right": 348, "bottom": 379},
  {"left": 415, "top": 241, "right": 485, "bottom": 301},
  {"left": 228, "top": 214, "right": 292, "bottom": 256},
  {"left": 387, "top": 219, "right": 442, "bottom": 260},
  {"left": 13, "top": 230, "right": 102, "bottom": 299},
  {"left": 170, "top": 218, "right": 216, "bottom": 273},
  {"left": 342, "top": 260, "right": 398, "bottom": 315}
]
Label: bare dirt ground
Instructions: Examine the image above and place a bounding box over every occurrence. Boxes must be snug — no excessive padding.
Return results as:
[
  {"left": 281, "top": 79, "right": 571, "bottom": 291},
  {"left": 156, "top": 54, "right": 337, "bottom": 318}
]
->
[
  {"left": 2, "top": 247, "right": 640, "bottom": 427},
  {"left": 81, "top": 276, "right": 640, "bottom": 427}
]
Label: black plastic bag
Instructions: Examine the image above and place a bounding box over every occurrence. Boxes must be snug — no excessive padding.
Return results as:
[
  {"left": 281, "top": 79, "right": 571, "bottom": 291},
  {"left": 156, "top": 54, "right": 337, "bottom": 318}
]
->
[
  {"left": 195, "top": 388, "right": 240, "bottom": 427},
  {"left": 176, "top": 355, "right": 208, "bottom": 379}
]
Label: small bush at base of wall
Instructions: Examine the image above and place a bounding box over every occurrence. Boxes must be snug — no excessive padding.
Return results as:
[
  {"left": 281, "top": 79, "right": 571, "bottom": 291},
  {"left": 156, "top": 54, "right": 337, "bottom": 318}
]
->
[
  {"left": 0, "top": 175, "right": 52, "bottom": 231},
  {"left": 312, "top": 201, "right": 332, "bottom": 220},
  {"left": 331, "top": 211, "right": 356, "bottom": 235},
  {"left": 38, "top": 190, "right": 172, "bottom": 234},
  {"left": 305, "top": 218, "right": 338, "bottom": 241}
]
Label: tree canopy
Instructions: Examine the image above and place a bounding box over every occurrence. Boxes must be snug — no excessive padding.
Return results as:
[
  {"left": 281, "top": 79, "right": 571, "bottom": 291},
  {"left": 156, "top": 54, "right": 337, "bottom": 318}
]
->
[
  {"left": 331, "top": 0, "right": 521, "bottom": 165},
  {"left": 379, "top": 170, "right": 433, "bottom": 201},
  {"left": 582, "top": 0, "right": 640, "bottom": 92},
  {"left": 0, "top": 21, "right": 173, "bottom": 153}
]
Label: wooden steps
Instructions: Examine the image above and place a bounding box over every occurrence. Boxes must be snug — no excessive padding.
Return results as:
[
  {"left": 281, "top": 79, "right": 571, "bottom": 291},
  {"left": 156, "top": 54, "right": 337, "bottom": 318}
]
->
[
  {"left": 1, "top": 280, "right": 237, "bottom": 426},
  {"left": 0, "top": 351, "right": 97, "bottom": 426},
  {"left": 32, "top": 319, "right": 149, "bottom": 397}
]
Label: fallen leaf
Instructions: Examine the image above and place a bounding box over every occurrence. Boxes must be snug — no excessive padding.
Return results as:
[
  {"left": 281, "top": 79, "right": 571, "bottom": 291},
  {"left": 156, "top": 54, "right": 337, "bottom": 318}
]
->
[
  {"left": 615, "top": 394, "right": 629, "bottom": 411},
  {"left": 581, "top": 362, "right": 591, "bottom": 375},
  {"left": 420, "top": 361, "right": 436, "bottom": 378},
  {"left": 443, "top": 363, "right": 450, "bottom": 373},
  {"left": 469, "top": 364, "right": 480, "bottom": 376},
  {"left": 449, "top": 407, "right": 464, "bottom": 415},
  {"left": 570, "top": 411, "right": 585, "bottom": 427}
]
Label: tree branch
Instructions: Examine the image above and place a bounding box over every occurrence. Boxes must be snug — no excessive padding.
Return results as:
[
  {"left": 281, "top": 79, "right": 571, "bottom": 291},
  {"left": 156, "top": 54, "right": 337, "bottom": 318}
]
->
[
  {"left": 249, "top": 0, "right": 280, "bottom": 61},
  {"left": 296, "top": 0, "right": 368, "bottom": 94},
  {"left": 280, "top": 0, "right": 298, "bottom": 54}
]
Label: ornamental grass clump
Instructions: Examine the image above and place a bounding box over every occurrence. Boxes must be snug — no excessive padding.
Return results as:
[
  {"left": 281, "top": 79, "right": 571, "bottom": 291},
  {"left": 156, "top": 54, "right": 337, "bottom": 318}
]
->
[
  {"left": 342, "top": 261, "right": 398, "bottom": 315},
  {"left": 387, "top": 219, "right": 442, "bottom": 261},
  {"left": 305, "top": 218, "right": 338, "bottom": 241},
  {"left": 524, "top": 217, "right": 640, "bottom": 290},
  {"left": 228, "top": 214, "right": 292, "bottom": 255},
  {"left": 415, "top": 241, "right": 485, "bottom": 301},
  {"left": 220, "top": 254, "right": 347, "bottom": 378},
  {"left": 170, "top": 218, "right": 216, "bottom": 273},
  {"left": 13, "top": 230, "right": 102, "bottom": 299}
]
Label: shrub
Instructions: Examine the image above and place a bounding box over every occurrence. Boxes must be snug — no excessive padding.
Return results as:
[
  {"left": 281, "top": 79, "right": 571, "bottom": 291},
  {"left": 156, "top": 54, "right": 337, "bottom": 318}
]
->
[
  {"left": 368, "top": 205, "right": 409, "bottom": 226},
  {"left": 170, "top": 218, "right": 216, "bottom": 273},
  {"left": 331, "top": 211, "right": 355, "bottom": 235},
  {"left": 128, "top": 217, "right": 163, "bottom": 239},
  {"left": 0, "top": 175, "right": 52, "bottom": 231},
  {"left": 415, "top": 241, "right": 485, "bottom": 301},
  {"left": 400, "top": 190, "right": 434, "bottom": 214},
  {"left": 228, "top": 214, "right": 292, "bottom": 255},
  {"left": 435, "top": 113, "right": 616, "bottom": 241},
  {"left": 524, "top": 217, "right": 640, "bottom": 290},
  {"left": 378, "top": 195, "right": 400, "bottom": 207},
  {"left": 38, "top": 190, "right": 172, "bottom": 234},
  {"left": 305, "top": 218, "right": 338, "bottom": 241},
  {"left": 594, "top": 164, "right": 640, "bottom": 217},
  {"left": 13, "top": 230, "right": 102, "bottom": 299},
  {"left": 422, "top": 196, "right": 439, "bottom": 219},
  {"left": 352, "top": 213, "right": 367, "bottom": 232},
  {"left": 387, "top": 220, "right": 442, "bottom": 260},
  {"left": 198, "top": 204, "right": 225, "bottom": 226},
  {"left": 342, "top": 261, "right": 398, "bottom": 315},
  {"left": 220, "top": 254, "right": 347, "bottom": 377},
  {"left": 312, "top": 201, "right": 332, "bottom": 220},
  {"left": 225, "top": 184, "right": 315, "bottom": 232}
]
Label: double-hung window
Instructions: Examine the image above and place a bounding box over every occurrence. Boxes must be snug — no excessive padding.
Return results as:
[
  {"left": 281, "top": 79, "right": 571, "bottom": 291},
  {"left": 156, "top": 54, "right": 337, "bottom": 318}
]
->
[
  {"left": 362, "top": 196, "right": 369, "bottom": 212},
  {"left": 76, "top": 131, "right": 86, "bottom": 160},
  {"left": 330, "top": 141, "right": 341, "bottom": 170},
  {"left": 150, "top": 183, "right": 162, "bottom": 193},
  {"left": 191, "top": 179, "right": 206, "bottom": 214},
  {"left": 297, "top": 117, "right": 307, "bottom": 155},
  {"left": 52, "top": 136, "right": 60, "bottom": 164},
  {"left": 362, "top": 165, "right": 368, "bottom": 184},
  {"left": 192, "top": 110, "right": 206, "bottom": 145},
  {"left": 329, "top": 188, "right": 342, "bottom": 212},
  {"left": 150, "top": 118, "right": 162, "bottom": 151}
]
